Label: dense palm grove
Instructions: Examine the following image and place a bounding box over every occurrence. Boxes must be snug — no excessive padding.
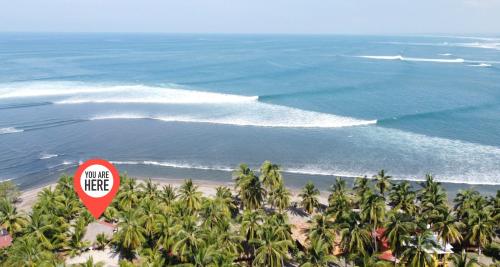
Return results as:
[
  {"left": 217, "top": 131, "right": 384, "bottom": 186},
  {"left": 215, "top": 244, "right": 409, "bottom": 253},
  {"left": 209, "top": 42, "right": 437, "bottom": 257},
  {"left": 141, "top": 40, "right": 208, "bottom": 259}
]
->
[{"left": 0, "top": 161, "right": 499, "bottom": 266}]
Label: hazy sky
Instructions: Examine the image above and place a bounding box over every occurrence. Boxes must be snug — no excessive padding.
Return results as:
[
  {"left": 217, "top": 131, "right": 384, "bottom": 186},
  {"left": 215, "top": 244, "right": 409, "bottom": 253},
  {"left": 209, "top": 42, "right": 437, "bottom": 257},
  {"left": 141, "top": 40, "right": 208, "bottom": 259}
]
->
[{"left": 1, "top": 0, "right": 499, "bottom": 34}]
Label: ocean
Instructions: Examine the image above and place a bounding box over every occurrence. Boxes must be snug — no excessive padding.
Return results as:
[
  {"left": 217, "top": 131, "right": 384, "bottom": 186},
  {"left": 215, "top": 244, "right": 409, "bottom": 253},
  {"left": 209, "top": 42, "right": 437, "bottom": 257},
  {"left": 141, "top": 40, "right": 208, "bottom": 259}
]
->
[{"left": 0, "top": 33, "right": 499, "bottom": 194}]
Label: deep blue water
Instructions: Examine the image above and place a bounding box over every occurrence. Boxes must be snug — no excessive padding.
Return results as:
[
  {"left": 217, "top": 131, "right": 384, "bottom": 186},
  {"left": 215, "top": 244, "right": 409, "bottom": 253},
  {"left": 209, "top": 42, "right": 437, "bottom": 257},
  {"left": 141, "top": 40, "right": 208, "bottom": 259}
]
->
[{"left": 0, "top": 33, "right": 499, "bottom": 190}]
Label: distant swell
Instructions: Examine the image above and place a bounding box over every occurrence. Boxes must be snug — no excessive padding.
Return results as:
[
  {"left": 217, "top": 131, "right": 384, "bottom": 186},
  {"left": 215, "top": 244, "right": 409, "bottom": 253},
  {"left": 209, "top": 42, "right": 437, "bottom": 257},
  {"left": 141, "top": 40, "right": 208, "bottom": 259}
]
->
[
  {"left": 0, "top": 101, "right": 52, "bottom": 110},
  {"left": 377, "top": 103, "right": 499, "bottom": 125},
  {"left": 357, "top": 55, "right": 466, "bottom": 63}
]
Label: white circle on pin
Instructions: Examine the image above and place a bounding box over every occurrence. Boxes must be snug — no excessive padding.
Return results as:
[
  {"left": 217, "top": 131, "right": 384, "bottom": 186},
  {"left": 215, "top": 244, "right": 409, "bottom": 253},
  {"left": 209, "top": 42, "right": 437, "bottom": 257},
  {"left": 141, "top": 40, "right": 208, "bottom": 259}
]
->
[{"left": 79, "top": 164, "right": 114, "bottom": 198}]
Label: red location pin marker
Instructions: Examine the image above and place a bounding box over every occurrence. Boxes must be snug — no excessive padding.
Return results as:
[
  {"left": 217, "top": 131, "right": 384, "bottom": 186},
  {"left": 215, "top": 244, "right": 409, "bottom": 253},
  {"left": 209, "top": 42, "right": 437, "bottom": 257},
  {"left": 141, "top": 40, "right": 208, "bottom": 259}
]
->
[{"left": 74, "top": 159, "right": 120, "bottom": 219}]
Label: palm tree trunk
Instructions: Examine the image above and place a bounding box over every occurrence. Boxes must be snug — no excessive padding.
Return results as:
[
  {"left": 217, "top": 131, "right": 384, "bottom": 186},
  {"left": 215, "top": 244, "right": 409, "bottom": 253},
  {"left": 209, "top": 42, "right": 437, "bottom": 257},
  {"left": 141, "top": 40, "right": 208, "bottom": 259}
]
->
[{"left": 373, "top": 225, "right": 378, "bottom": 252}]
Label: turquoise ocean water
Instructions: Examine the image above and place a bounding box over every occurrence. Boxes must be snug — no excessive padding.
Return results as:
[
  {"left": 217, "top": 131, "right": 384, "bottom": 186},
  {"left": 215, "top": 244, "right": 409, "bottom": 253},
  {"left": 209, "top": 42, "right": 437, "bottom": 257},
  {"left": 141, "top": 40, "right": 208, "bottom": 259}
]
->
[{"left": 0, "top": 33, "right": 499, "bottom": 192}]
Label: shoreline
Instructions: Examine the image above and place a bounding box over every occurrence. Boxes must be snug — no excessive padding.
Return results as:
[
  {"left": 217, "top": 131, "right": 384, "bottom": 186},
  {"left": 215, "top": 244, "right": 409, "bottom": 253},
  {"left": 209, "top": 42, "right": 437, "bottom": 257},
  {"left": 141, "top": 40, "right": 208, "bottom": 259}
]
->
[
  {"left": 16, "top": 177, "right": 331, "bottom": 213},
  {"left": 14, "top": 167, "right": 499, "bottom": 207}
]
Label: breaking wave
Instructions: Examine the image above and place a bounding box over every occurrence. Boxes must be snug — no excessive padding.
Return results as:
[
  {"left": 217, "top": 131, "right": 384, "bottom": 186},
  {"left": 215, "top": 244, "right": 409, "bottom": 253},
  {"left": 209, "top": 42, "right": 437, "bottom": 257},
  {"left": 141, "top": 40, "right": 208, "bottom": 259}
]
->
[
  {"left": 111, "top": 160, "right": 234, "bottom": 172},
  {"left": 90, "top": 112, "right": 376, "bottom": 128},
  {"left": 468, "top": 63, "right": 492, "bottom": 68},
  {"left": 0, "top": 82, "right": 375, "bottom": 128},
  {"left": 0, "top": 127, "right": 23, "bottom": 135},
  {"left": 39, "top": 153, "right": 58, "bottom": 160}
]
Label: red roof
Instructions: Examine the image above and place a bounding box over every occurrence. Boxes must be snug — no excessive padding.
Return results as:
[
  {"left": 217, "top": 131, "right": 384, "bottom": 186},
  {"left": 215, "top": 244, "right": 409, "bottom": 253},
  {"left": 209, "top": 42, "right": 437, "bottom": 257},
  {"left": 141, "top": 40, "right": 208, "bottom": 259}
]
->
[
  {"left": 0, "top": 233, "right": 12, "bottom": 249},
  {"left": 373, "top": 228, "right": 391, "bottom": 250},
  {"left": 379, "top": 250, "right": 397, "bottom": 262},
  {"left": 373, "top": 228, "right": 396, "bottom": 262}
]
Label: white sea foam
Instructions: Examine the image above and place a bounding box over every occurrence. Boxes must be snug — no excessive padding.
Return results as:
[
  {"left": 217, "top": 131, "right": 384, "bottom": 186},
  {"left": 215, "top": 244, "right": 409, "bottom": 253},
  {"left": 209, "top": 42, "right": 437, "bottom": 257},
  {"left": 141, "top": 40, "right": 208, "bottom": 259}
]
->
[
  {"left": 40, "top": 153, "right": 58, "bottom": 160},
  {"left": 468, "top": 63, "right": 492, "bottom": 67},
  {"left": 456, "top": 42, "right": 500, "bottom": 51},
  {"left": 358, "top": 55, "right": 465, "bottom": 63},
  {"left": 0, "top": 82, "right": 258, "bottom": 104},
  {"left": 111, "top": 160, "right": 234, "bottom": 172},
  {"left": 91, "top": 110, "right": 376, "bottom": 128},
  {"left": 438, "top": 53, "right": 452, "bottom": 56},
  {"left": 0, "top": 127, "right": 23, "bottom": 135}
]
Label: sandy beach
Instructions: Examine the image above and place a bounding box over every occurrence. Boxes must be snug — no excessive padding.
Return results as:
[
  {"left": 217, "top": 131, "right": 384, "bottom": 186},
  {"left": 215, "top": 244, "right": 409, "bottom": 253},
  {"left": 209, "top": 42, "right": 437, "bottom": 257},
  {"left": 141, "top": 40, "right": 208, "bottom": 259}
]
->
[{"left": 16, "top": 177, "right": 330, "bottom": 212}]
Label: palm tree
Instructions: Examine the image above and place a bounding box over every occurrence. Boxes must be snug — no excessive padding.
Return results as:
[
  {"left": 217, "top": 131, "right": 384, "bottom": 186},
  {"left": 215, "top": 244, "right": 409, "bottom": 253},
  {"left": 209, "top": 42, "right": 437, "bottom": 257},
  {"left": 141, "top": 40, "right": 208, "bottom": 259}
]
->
[
  {"left": 3, "top": 237, "right": 57, "bottom": 266},
  {"left": 233, "top": 163, "right": 252, "bottom": 189},
  {"left": 161, "top": 184, "right": 177, "bottom": 204},
  {"left": 140, "top": 245, "right": 165, "bottom": 266},
  {"left": 95, "top": 233, "right": 109, "bottom": 250},
  {"left": 266, "top": 213, "right": 293, "bottom": 242},
  {"left": 361, "top": 193, "right": 386, "bottom": 252},
  {"left": 67, "top": 217, "right": 91, "bottom": 257},
  {"left": 0, "top": 198, "right": 27, "bottom": 235},
  {"left": 354, "top": 176, "right": 373, "bottom": 208},
  {"left": 0, "top": 180, "right": 20, "bottom": 203},
  {"left": 268, "top": 182, "right": 291, "bottom": 213},
  {"left": 451, "top": 250, "right": 479, "bottom": 267},
  {"left": 374, "top": 170, "right": 391, "bottom": 196},
  {"left": 353, "top": 176, "right": 370, "bottom": 196},
  {"left": 339, "top": 216, "right": 372, "bottom": 264},
  {"left": 299, "top": 239, "right": 337, "bottom": 267},
  {"left": 139, "top": 198, "right": 162, "bottom": 241},
  {"left": 299, "top": 182, "right": 320, "bottom": 214},
  {"left": 179, "top": 179, "right": 203, "bottom": 212},
  {"left": 433, "top": 209, "right": 463, "bottom": 248},
  {"left": 260, "top": 160, "right": 283, "bottom": 192},
  {"left": 453, "top": 189, "right": 480, "bottom": 219},
  {"left": 239, "top": 173, "right": 266, "bottom": 210},
  {"left": 252, "top": 225, "right": 293, "bottom": 267},
  {"left": 465, "top": 208, "right": 495, "bottom": 255},
  {"left": 24, "top": 211, "right": 55, "bottom": 250},
  {"left": 114, "top": 209, "right": 146, "bottom": 260},
  {"left": 215, "top": 227, "right": 243, "bottom": 256},
  {"left": 418, "top": 174, "right": 448, "bottom": 222},
  {"left": 173, "top": 215, "right": 206, "bottom": 262},
  {"left": 157, "top": 213, "right": 178, "bottom": 255},
  {"left": 200, "top": 199, "right": 230, "bottom": 230},
  {"left": 240, "top": 209, "right": 263, "bottom": 242},
  {"left": 327, "top": 179, "right": 351, "bottom": 221},
  {"left": 389, "top": 181, "right": 417, "bottom": 215},
  {"left": 307, "top": 214, "right": 336, "bottom": 252},
  {"left": 214, "top": 186, "right": 237, "bottom": 215},
  {"left": 78, "top": 257, "right": 105, "bottom": 267},
  {"left": 401, "top": 230, "right": 438, "bottom": 267},
  {"left": 384, "top": 212, "right": 415, "bottom": 262},
  {"left": 140, "top": 178, "right": 159, "bottom": 200},
  {"left": 117, "top": 188, "right": 139, "bottom": 210}
]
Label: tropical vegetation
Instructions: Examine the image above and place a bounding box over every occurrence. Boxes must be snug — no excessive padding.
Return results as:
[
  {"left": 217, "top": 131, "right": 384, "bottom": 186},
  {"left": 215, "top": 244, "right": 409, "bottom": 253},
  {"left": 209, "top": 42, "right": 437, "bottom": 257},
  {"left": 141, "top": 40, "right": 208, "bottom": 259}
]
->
[{"left": 0, "top": 162, "right": 498, "bottom": 266}]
